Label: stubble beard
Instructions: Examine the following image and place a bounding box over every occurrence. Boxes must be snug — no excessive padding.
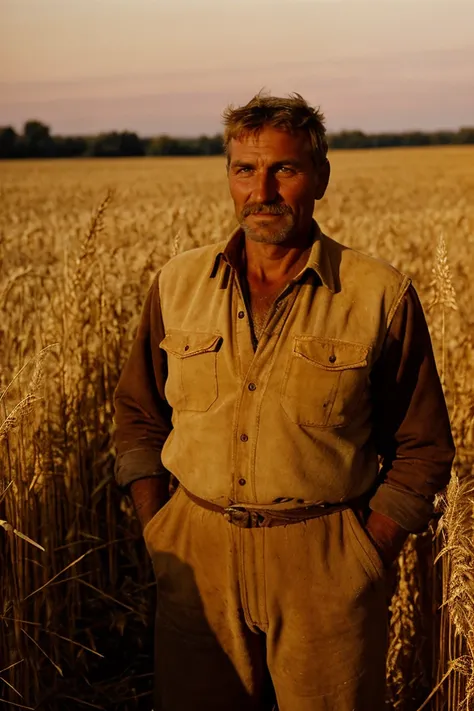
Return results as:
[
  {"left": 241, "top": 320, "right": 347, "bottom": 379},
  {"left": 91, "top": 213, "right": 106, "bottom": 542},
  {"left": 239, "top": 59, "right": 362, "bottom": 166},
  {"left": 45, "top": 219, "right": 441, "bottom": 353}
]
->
[{"left": 239, "top": 214, "right": 295, "bottom": 245}]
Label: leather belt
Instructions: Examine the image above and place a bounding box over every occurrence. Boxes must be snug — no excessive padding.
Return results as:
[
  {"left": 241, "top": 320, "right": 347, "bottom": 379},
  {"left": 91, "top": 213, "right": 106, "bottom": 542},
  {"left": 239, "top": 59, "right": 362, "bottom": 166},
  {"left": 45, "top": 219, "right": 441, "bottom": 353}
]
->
[{"left": 181, "top": 485, "right": 362, "bottom": 529}]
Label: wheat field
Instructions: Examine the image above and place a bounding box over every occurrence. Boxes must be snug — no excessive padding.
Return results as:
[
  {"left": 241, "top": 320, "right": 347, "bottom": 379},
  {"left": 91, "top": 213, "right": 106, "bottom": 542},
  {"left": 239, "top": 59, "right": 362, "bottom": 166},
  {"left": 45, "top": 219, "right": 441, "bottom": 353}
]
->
[{"left": 1, "top": 147, "right": 473, "bottom": 710}]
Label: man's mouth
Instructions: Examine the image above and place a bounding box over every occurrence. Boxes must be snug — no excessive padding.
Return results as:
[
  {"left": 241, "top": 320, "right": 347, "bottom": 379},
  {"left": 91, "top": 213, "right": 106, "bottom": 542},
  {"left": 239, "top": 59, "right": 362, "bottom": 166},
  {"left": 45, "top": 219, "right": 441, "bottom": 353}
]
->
[{"left": 250, "top": 213, "right": 281, "bottom": 217}]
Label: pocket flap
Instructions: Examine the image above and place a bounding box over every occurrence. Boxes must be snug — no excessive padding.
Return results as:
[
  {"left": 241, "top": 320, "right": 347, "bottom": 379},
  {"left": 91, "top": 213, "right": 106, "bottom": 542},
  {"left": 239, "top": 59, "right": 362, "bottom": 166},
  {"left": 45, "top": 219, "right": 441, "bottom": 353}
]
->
[
  {"left": 294, "top": 337, "right": 369, "bottom": 370},
  {"left": 160, "top": 332, "right": 222, "bottom": 358}
]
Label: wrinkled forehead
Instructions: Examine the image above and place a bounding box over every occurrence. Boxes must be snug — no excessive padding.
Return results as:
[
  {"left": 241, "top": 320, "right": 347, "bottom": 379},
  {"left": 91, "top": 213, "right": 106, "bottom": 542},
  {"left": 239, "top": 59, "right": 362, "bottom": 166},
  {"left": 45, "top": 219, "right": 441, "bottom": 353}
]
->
[{"left": 228, "top": 127, "right": 313, "bottom": 165}]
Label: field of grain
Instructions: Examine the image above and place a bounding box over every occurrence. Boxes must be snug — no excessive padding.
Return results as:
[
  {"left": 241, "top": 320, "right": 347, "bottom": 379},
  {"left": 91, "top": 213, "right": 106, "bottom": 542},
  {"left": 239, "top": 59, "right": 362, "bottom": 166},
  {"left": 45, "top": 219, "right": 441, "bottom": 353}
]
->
[{"left": 1, "top": 147, "right": 473, "bottom": 710}]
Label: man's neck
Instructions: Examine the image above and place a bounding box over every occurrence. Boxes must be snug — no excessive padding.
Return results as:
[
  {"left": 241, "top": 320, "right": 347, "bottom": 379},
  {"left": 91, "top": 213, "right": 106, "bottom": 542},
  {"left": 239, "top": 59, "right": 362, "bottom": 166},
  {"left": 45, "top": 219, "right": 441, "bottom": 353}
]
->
[{"left": 244, "top": 228, "right": 313, "bottom": 287}]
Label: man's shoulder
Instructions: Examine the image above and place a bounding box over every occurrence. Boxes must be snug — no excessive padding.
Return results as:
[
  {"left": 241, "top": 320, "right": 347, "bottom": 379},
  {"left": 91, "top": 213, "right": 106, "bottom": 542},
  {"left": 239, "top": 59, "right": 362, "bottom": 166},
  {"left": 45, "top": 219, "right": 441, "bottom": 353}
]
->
[
  {"left": 163, "top": 242, "right": 226, "bottom": 270},
  {"left": 322, "top": 232, "right": 409, "bottom": 285},
  {"left": 160, "top": 241, "right": 226, "bottom": 279}
]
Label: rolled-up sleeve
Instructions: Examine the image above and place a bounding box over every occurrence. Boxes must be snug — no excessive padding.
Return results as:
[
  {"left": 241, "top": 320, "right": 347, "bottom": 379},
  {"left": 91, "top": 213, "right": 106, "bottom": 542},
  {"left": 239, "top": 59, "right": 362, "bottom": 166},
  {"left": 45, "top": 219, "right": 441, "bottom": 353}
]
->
[
  {"left": 368, "top": 284, "right": 455, "bottom": 533},
  {"left": 113, "top": 270, "right": 172, "bottom": 491}
]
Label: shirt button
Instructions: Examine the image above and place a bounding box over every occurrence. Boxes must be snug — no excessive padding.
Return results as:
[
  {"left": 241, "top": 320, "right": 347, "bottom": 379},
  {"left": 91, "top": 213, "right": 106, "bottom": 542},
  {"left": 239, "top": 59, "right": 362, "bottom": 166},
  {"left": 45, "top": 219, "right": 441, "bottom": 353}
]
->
[
  {"left": 240, "top": 433, "right": 248, "bottom": 442},
  {"left": 238, "top": 310, "right": 245, "bottom": 319},
  {"left": 238, "top": 478, "right": 246, "bottom": 486},
  {"left": 329, "top": 354, "right": 336, "bottom": 363},
  {"left": 248, "top": 382, "right": 257, "bottom": 391}
]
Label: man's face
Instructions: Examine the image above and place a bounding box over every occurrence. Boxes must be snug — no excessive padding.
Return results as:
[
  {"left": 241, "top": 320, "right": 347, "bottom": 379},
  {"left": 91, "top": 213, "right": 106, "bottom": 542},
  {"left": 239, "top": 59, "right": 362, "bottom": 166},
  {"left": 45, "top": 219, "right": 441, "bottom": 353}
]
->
[{"left": 227, "top": 126, "right": 329, "bottom": 245}]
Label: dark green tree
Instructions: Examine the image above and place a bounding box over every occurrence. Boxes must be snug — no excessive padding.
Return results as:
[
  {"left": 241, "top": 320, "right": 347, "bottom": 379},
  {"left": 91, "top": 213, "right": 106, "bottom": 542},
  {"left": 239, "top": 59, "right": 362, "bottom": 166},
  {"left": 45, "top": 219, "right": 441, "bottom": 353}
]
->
[
  {"left": 1, "top": 120, "right": 473, "bottom": 160},
  {"left": 23, "top": 120, "right": 56, "bottom": 157},
  {"left": 329, "top": 131, "right": 369, "bottom": 150},
  {"left": 53, "top": 135, "right": 88, "bottom": 157},
  {"left": 147, "top": 135, "right": 179, "bottom": 156},
  {"left": 118, "top": 131, "right": 145, "bottom": 156},
  {"left": 456, "top": 127, "right": 474, "bottom": 144},
  {"left": 401, "top": 131, "right": 431, "bottom": 147},
  {"left": 0, "top": 126, "right": 19, "bottom": 158},
  {"left": 89, "top": 131, "right": 144, "bottom": 157}
]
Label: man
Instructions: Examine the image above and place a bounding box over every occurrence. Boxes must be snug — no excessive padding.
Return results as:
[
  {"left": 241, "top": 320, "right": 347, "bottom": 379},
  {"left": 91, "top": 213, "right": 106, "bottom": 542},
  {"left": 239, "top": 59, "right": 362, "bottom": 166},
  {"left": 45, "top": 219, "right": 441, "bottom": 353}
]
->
[{"left": 113, "top": 92, "right": 455, "bottom": 711}]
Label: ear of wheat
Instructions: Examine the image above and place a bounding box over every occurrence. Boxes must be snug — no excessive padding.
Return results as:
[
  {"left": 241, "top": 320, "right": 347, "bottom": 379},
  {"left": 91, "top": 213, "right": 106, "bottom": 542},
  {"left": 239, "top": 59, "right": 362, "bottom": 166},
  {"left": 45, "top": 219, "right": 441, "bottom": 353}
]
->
[
  {"left": 428, "top": 233, "right": 458, "bottom": 313},
  {"left": 0, "top": 344, "right": 58, "bottom": 440},
  {"left": 435, "top": 472, "right": 474, "bottom": 710}
]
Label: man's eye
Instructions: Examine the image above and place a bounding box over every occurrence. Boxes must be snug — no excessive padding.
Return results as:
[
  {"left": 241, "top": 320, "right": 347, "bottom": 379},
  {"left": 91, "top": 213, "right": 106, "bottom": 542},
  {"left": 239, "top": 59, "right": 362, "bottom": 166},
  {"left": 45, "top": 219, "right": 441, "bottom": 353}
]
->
[
  {"left": 237, "top": 167, "right": 251, "bottom": 174},
  {"left": 277, "top": 166, "right": 292, "bottom": 174}
]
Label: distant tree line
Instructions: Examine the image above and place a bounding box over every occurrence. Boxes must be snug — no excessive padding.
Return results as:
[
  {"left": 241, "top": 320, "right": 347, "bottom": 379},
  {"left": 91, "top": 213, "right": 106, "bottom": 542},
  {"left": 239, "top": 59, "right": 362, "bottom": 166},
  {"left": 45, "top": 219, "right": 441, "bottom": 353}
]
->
[{"left": 1, "top": 120, "right": 474, "bottom": 159}]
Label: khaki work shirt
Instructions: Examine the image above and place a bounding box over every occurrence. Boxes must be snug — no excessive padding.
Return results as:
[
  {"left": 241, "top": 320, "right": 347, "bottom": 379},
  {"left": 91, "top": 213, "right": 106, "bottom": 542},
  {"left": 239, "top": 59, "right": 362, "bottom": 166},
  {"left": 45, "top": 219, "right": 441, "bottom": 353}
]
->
[{"left": 113, "top": 220, "right": 455, "bottom": 533}]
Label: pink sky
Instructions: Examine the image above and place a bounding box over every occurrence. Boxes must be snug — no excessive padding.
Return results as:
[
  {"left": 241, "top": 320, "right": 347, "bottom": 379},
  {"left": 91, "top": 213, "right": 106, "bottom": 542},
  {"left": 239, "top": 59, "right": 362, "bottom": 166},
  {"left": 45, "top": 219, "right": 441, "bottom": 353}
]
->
[{"left": 1, "top": 0, "right": 473, "bottom": 136}]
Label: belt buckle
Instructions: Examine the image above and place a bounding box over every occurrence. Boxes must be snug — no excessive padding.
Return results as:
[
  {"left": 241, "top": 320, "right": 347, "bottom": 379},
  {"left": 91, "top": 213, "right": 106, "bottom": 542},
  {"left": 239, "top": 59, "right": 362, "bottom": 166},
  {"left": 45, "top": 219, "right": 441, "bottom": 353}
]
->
[{"left": 224, "top": 505, "right": 257, "bottom": 528}]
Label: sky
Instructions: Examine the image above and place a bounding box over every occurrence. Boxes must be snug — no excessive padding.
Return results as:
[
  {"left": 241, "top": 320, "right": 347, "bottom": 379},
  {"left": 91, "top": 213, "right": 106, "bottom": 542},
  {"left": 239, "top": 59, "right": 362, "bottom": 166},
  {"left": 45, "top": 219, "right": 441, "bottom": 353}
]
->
[{"left": 1, "top": 0, "right": 473, "bottom": 136}]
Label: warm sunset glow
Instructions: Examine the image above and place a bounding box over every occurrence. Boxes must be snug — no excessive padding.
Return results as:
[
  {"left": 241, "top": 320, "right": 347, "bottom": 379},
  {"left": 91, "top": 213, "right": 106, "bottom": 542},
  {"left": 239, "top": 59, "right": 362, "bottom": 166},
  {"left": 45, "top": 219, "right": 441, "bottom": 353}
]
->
[{"left": 1, "top": 0, "right": 473, "bottom": 135}]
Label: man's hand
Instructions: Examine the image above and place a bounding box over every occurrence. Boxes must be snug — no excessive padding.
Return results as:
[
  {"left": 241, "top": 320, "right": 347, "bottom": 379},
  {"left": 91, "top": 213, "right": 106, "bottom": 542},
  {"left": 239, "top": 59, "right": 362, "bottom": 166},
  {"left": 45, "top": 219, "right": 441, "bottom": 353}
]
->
[
  {"left": 129, "top": 476, "right": 170, "bottom": 532},
  {"left": 364, "top": 510, "right": 409, "bottom": 569}
]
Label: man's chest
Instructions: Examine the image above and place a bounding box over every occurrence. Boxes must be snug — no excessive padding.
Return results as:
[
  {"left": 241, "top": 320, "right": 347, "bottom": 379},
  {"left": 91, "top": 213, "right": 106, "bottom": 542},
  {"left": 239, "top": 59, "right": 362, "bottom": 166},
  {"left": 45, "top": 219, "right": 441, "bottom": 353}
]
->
[
  {"left": 160, "top": 270, "right": 384, "bottom": 365},
  {"left": 160, "top": 274, "right": 385, "bottom": 431},
  {"left": 246, "top": 281, "right": 288, "bottom": 343}
]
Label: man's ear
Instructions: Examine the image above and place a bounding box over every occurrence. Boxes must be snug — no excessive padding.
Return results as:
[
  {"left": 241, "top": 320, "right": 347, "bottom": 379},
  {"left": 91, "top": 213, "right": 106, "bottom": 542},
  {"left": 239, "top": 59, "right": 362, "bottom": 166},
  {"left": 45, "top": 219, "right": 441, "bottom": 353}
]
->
[{"left": 314, "top": 159, "right": 330, "bottom": 200}]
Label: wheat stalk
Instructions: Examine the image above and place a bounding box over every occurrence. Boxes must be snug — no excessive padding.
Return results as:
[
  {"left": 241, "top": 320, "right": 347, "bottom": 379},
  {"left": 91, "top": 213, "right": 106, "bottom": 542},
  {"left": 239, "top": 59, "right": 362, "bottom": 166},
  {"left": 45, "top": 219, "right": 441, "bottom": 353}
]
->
[
  {"left": 172, "top": 230, "right": 181, "bottom": 257},
  {"left": 428, "top": 233, "right": 458, "bottom": 313},
  {"left": 0, "top": 344, "right": 58, "bottom": 440},
  {"left": 0, "top": 266, "right": 33, "bottom": 309},
  {"left": 427, "top": 232, "right": 458, "bottom": 387},
  {"left": 427, "top": 231, "right": 472, "bottom": 711},
  {"left": 72, "top": 189, "right": 113, "bottom": 289},
  {"left": 436, "top": 472, "right": 474, "bottom": 710}
]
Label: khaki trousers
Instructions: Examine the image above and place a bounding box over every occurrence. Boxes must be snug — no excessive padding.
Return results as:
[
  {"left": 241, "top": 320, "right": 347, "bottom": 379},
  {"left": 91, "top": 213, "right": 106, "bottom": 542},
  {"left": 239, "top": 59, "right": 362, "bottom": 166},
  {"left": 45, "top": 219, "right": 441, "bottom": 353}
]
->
[{"left": 143, "top": 486, "right": 389, "bottom": 711}]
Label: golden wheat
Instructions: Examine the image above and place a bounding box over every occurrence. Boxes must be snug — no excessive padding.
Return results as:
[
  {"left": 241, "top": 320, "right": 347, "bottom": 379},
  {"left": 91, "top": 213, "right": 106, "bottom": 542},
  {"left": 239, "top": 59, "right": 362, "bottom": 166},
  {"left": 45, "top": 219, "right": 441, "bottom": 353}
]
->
[{"left": 0, "top": 146, "right": 473, "bottom": 710}]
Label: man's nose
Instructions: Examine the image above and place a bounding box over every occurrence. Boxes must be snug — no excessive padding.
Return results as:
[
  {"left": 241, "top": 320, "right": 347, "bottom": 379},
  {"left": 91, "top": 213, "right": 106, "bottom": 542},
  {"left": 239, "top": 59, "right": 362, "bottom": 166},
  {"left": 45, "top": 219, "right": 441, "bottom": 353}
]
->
[{"left": 252, "top": 171, "right": 278, "bottom": 204}]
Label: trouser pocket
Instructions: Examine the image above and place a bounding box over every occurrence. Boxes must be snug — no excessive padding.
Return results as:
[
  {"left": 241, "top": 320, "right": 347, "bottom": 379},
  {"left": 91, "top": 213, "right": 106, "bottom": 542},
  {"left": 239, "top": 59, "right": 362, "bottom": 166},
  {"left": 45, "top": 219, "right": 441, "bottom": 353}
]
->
[
  {"left": 143, "top": 485, "right": 183, "bottom": 551},
  {"left": 345, "top": 508, "right": 385, "bottom": 581}
]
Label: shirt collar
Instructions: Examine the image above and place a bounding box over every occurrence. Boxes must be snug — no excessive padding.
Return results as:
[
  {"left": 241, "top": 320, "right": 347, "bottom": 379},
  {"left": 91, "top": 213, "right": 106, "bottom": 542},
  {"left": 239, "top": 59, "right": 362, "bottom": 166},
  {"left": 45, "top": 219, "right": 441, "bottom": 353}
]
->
[{"left": 209, "top": 218, "right": 336, "bottom": 293}]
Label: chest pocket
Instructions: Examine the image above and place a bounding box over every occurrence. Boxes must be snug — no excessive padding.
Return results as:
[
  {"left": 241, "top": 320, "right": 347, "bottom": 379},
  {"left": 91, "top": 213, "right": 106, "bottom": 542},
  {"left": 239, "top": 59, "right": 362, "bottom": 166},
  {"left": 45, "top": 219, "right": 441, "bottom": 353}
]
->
[
  {"left": 280, "top": 337, "right": 371, "bottom": 428},
  {"left": 160, "top": 331, "right": 222, "bottom": 412}
]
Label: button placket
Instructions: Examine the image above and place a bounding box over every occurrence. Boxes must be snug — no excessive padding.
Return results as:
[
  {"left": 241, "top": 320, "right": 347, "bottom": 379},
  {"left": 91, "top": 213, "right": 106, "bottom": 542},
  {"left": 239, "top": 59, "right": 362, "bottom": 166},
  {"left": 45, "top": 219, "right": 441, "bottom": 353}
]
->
[
  {"left": 235, "top": 291, "right": 256, "bottom": 377},
  {"left": 233, "top": 285, "right": 257, "bottom": 498},
  {"left": 234, "top": 377, "right": 260, "bottom": 499},
  {"left": 233, "top": 275, "right": 293, "bottom": 502}
]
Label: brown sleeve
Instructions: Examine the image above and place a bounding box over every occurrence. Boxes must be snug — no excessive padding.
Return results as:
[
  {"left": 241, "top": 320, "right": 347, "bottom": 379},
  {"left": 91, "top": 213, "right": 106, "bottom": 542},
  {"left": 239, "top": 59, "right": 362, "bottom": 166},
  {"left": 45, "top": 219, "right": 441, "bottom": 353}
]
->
[
  {"left": 368, "top": 284, "right": 455, "bottom": 533},
  {"left": 112, "top": 271, "right": 172, "bottom": 491}
]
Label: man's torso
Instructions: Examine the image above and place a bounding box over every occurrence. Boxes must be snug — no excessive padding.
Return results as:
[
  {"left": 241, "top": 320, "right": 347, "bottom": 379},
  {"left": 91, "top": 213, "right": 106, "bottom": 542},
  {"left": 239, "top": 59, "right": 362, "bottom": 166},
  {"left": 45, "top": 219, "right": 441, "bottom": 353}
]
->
[{"left": 157, "top": 221, "right": 410, "bottom": 508}]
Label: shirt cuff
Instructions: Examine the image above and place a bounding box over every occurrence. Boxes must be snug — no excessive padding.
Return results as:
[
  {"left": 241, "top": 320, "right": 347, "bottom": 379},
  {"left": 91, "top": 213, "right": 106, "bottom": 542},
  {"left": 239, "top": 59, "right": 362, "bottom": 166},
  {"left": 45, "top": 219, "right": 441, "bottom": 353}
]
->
[
  {"left": 369, "top": 482, "right": 436, "bottom": 533},
  {"left": 114, "top": 448, "right": 169, "bottom": 491}
]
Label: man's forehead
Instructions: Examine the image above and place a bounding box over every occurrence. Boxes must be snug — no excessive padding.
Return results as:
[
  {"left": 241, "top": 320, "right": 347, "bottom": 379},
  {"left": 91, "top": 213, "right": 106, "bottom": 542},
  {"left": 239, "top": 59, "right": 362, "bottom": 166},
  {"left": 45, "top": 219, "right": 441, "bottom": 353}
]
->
[{"left": 229, "top": 128, "right": 312, "bottom": 160}]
